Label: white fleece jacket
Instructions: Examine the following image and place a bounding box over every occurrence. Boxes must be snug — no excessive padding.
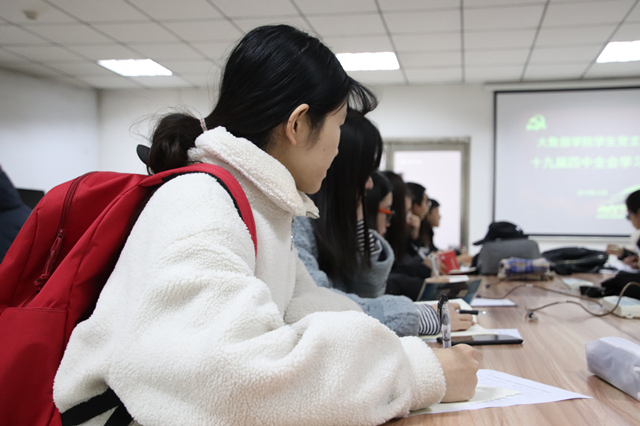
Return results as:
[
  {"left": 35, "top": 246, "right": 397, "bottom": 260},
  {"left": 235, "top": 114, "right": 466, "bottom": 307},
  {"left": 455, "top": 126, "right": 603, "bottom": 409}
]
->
[{"left": 53, "top": 127, "right": 446, "bottom": 426}]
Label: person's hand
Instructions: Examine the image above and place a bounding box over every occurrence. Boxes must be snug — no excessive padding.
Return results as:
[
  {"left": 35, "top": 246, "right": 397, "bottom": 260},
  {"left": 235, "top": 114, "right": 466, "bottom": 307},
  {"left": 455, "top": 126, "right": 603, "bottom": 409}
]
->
[
  {"left": 428, "top": 303, "right": 474, "bottom": 331},
  {"left": 457, "top": 253, "right": 473, "bottom": 266},
  {"left": 433, "top": 344, "right": 482, "bottom": 402},
  {"left": 407, "top": 213, "right": 421, "bottom": 240},
  {"left": 606, "top": 244, "right": 623, "bottom": 257},
  {"left": 449, "top": 303, "right": 474, "bottom": 331},
  {"left": 623, "top": 255, "right": 639, "bottom": 269}
]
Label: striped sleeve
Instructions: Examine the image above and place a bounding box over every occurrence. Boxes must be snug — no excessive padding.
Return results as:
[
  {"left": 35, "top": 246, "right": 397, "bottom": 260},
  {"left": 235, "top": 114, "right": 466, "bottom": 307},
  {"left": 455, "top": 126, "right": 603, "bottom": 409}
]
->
[
  {"left": 415, "top": 303, "right": 440, "bottom": 336},
  {"left": 357, "top": 220, "right": 382, "bottom": 258}
]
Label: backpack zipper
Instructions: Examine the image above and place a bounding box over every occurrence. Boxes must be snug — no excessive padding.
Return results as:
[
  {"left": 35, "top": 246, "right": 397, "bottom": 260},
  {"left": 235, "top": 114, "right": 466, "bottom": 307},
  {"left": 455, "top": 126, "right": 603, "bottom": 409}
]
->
[{"left": 31, "top": 173, "right": 93, "bottom": 297}]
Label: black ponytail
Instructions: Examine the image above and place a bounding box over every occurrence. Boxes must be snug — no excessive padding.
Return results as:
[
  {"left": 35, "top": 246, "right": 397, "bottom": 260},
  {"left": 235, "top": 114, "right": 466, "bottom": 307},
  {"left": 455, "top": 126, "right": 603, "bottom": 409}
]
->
[{"left": 148, "top": 24, "right": 377, "bottom": 173}]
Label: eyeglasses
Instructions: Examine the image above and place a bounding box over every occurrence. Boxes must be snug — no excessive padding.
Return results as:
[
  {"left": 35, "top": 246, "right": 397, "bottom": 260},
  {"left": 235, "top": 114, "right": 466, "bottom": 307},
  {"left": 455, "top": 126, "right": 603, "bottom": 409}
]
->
[{"left": 379, "top": 208, "right": 395, "bottom": 224}]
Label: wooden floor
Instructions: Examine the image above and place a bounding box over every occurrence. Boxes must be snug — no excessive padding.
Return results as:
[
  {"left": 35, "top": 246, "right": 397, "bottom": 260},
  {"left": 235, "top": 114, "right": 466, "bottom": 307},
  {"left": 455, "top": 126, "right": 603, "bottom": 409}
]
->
[{"left": 385, "top": 274, "right": 640, "bottom": 426}]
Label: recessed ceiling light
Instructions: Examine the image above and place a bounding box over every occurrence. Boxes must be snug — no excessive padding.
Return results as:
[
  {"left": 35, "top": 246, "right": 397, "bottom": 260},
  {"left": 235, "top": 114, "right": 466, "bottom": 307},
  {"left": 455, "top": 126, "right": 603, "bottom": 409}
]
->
[
  {"left": 336, "top": 52, "right": 400, "bottom": 71},
  {"left": 596, "top": 40, "right": 640, "bottom": 63},
  {"left": 97, "top": 59, "right": 173, "bottom": 76}
]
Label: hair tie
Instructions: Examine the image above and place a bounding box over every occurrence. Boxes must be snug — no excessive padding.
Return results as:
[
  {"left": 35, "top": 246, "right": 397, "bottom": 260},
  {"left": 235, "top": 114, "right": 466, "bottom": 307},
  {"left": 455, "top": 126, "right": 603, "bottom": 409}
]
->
[{"left": 199, "top": 117, "right": 207, "bottom": 133}]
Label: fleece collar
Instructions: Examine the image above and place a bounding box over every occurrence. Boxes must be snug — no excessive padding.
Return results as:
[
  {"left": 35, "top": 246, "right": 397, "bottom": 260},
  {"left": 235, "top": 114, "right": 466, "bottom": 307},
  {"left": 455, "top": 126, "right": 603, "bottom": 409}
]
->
[{"left": 188, "top": 126, "right": 319, "bottom": 218}]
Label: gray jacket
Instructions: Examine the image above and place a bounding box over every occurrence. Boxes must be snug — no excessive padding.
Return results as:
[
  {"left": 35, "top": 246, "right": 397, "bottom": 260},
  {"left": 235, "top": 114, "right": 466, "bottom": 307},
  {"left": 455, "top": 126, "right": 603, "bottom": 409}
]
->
[{"left": 293, "top": 217, "right": 421, "bottom": 336}]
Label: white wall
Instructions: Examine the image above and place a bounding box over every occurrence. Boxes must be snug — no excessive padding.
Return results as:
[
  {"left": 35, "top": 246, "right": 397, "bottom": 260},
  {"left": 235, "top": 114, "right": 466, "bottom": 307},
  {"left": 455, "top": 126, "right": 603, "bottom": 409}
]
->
[
  {"left": 0, "top": 68, "right": 99, "bottom": 192},
  {"left": 96, "top": 83, "right": 627, "bottom": 254}
]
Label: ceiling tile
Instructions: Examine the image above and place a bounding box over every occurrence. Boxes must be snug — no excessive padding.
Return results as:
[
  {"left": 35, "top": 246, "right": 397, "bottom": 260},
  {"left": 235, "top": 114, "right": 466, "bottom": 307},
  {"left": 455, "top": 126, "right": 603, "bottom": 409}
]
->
[
  {"left": 130, "top": 75, "right": 196, "bottom": 88},
  {"left": 163, "top": 20, "right": 242, "bottom": 42},
  {"left": 398, "top": 51, "right": 461, "bottom": 68},
  {"left": 393, "top": 32, "right": 461, "bottom": 52},
  {"left": 213, "top": 0, "right": 299, "bottom": 18},
  {"left": 463, "top": 5, "right": 545, "bottom": 31},
  {"left": 383, "top": 10, "right": 460, "bottom": 33},
  {"left": 232, "top": 16, "right": 314, "bottom": 34},
  {"left": 49, "top": 76, "right": 93, "bottom": 88},
  {"left": 347, "top": 70, "right": 406, "bottom": 85},
  {"left": 465, "top": 48, "right": 530, "bottom": 65},
  {"left": 611, "top": 22, "right": 640, "bottom": 41},
  {"left": 0, "top": 60, "right": 63, "bottom": 77},
  {"left": 49, "top": 0, "right": 148, "bottom": 23},
  {"left": 154, "top": 59, "right": 218, "bottom": 74},
  {"left": 322, "top": 35, "right": 394, "bottom": 53},
  {"left": 0, "top": 2, "right": 76, "bottom": 24},
  {"left": 190, "top": 41, "right": 235, "bottom": 62},
  {"left": 0, "top": 24, "right": 49, "bottom": 45},
  {"left": 465, "top": 65, "right": 523, "bottom": 82},
  {"left": 465, "top": 0, "right": 545, "bottom": 6},
  {"left": 586, "top": 61, "right": 640, "bottom": 78},
  {"left": 128, "top": 43, "right": 206, "bottom": 60},
  {"left": 48, "top": 61, "right": 116, "bottom": 76},
  {"left": 66, "top": 44, "right": 144, "bottom": 61},
  {"left": 404, "top": 67, "right": 462, "bottom": 83},
  {"left": 627, "top": 3, "right": 640, "bottom": 22},
  {"left": 4, "top": 45, "right": 84, "bottom": 61},
  {"left": 523, "top": 63, "right": 588, "bottom": 80},
  {"left": 535, "top": 25, "right": 616, "bottom": 47},
  {"left": 26, "top": 23, "right": 113, "bottom": 44},
  {"left": 464, "top": 29, "right": 536, "bottom": 50},
  {"left": 307, "top": 13, "right": 386, "bottom": 37},
  {"left": 295, "top": 0, "right": 378, "bottom": 15},
  {"left": 543, "top": 1, "right": 633, "bottom": 27},
  {"left": 180, "top": 73, "right": 217, "bottom": 87},
  {"left": 78, "top": 75, "right": 142, "bottom": 89},
  {"left": 378, "top": 0, "right": 460, "bottom": 12},
  {"left": 93, "top": 22, "right": 179, "bottom": 43},
  {"left": 528, "top": 45, "right": 602, "bottom": 63},
  {"left": 128, "top": 0, "right": 223, "bottom": 21}
]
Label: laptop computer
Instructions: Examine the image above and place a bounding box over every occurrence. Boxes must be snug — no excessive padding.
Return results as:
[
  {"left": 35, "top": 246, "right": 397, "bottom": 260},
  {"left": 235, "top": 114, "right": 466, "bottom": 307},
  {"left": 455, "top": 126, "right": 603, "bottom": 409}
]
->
[{"left": 416, "top": 277, "right": 482, "bottom": 304}]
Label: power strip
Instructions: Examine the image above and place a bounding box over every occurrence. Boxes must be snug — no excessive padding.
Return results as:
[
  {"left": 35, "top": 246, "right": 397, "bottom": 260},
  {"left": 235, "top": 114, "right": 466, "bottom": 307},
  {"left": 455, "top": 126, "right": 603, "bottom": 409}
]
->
[{"left": 602, "top": 296, "right": 640, "bottom": 319}]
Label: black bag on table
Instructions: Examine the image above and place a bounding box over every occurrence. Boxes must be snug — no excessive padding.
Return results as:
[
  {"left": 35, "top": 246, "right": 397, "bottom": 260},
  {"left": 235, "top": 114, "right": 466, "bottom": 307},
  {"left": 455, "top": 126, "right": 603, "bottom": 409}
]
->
[
  {"left": 542, "top": 247, "right": 608, "bottom": 275},
  {"left": 600, "top": 272, "right": 640, "bottom": 301}
]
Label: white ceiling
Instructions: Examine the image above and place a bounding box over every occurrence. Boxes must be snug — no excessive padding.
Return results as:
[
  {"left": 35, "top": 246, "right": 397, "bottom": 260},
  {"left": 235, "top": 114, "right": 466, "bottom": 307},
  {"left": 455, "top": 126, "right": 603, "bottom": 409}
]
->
[{"left": 1, "top": 0, "right": 639, "bottom": 89}]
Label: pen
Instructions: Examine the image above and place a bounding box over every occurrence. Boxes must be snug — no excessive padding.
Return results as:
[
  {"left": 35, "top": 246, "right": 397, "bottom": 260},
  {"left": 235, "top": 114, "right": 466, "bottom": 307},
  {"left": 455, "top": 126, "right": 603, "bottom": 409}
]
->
[
  {"left": 438, "top": 294, "right": 451, "bottom": 348},
  {"left": 456, "top": 309, "right": 486, "bottom": 315}
]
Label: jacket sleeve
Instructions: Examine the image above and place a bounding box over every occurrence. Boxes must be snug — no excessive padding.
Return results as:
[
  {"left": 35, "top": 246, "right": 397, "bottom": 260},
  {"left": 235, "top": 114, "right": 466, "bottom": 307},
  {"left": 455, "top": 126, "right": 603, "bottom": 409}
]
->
[
  {"left": 54, "top": 174, "right": 445, "bottom": 426},
  {"left": 293, "top": 217, "right": 421, "bottom": 337}
]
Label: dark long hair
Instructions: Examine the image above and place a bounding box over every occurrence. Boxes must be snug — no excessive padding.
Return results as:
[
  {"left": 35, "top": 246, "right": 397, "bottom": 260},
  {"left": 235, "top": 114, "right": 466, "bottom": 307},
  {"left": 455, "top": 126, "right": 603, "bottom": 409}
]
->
[
  {"left": 312, "top": 111, "right": 382, "bottom": 282},
  {"left": 382, "top": 171, "right": 408, "bottom": 263},
  {"left": 419, "top": 198, "right": 440, "bottom": 251},
  {"left": 364, "top": 171, "right": 393, "bottom": 232},
  {"left": 147, "top": 25, "right": 377, "bottom": 174},
  {"left": 627, "top": 190, "right": 640, "bottom": 214}
]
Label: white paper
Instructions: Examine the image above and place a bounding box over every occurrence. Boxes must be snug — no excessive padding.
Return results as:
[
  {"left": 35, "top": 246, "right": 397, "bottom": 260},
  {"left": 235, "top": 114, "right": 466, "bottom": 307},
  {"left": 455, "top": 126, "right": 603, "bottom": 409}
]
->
[
  {"left": 411, "top": 369, "right": 590, "bottom": 416},
  {"left": 410, "top": 386, "right": 521, "bottom": 415},
  {"left": 471, "top": 298, "right": 516, "bottom": 307}
]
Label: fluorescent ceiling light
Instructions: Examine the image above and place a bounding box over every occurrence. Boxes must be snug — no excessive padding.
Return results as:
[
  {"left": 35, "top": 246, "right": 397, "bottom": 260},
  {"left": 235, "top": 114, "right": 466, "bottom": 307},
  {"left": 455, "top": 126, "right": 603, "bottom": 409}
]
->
[
  {"left": 596, "top": 40, "right": 640, "bottom": 63},
  {"left": 336, "top": 52, "right": 400, "bottom": 71},
  {"left": 97, "top": 59, "right": 173, "bottom": 76}
]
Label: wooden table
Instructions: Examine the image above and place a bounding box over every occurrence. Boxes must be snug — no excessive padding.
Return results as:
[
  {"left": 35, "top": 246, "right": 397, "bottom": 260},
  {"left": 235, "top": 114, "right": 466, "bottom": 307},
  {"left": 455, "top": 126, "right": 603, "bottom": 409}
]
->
[{"left": 386, "top": 274, "right": 640, "bottom": 426}]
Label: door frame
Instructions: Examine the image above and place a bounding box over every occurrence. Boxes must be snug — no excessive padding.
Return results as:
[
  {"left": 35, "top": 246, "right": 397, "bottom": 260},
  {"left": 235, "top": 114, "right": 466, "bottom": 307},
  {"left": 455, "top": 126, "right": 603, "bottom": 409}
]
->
[{"left": 383, "top": 137, "right": 471, "bottom": 249}]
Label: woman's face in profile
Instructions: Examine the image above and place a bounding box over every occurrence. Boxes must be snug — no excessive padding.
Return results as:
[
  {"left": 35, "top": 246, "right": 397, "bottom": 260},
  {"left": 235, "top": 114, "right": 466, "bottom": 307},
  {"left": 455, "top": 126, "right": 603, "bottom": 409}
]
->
[{"left": 377, "top": 192, "right": 393, "bottom": 236}]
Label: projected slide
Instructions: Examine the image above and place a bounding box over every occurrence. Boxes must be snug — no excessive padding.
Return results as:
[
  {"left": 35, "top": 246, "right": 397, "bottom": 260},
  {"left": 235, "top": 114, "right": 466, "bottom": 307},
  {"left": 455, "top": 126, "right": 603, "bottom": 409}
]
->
[{"left": 495, "top": 88, "right": 640, "bottom": 237}]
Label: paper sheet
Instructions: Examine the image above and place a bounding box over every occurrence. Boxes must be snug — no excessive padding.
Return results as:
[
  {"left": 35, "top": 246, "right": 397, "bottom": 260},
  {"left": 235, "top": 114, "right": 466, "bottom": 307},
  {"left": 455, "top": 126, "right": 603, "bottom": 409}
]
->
[
  {"left": 485, "top": 328, "right": 522, "bottom": 340},
  {"left": 410, "top": 369, "right": 590, "bottom": 416},
  {"left": 471, "top": 298, "right": 516, "bottom": 307}
]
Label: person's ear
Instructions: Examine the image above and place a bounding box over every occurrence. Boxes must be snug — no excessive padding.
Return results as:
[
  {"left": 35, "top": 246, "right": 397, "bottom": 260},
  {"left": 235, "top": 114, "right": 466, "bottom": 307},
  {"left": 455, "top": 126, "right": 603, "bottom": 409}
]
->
[{"left": 285, "top": 104, "right": 310, "bottom": 146}]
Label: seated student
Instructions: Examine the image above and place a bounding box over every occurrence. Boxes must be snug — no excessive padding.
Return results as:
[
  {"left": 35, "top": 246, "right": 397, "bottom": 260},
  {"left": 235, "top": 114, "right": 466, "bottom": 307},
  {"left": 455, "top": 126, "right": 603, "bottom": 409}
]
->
[
  {"left": 420, "top": 198, "right": 473, "bottom": 266},
  {"left": 607, "top": 189, "right": 640, "bottom": 269},
  {"left": 0, "top": 166, "right": 31, "bottom": 262},
  {"left": 53, "top": 25, "right": 481, "bottom": 425},
  {"left": 294, "top": 114, "right": 469, "bottom": 337}
]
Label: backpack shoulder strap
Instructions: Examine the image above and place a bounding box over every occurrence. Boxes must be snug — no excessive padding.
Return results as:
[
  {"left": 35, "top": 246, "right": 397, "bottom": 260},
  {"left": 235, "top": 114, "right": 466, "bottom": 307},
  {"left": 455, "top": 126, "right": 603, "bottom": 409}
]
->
[{"left": 142, "top": 164, "right": 257, "bottom": 257}]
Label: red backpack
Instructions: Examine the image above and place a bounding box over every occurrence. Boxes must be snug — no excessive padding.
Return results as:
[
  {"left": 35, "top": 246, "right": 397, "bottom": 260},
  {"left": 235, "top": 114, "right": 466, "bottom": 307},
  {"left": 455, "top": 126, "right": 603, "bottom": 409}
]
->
[{"left": 0, "top": 164, "right": 257, "bottom": 426}]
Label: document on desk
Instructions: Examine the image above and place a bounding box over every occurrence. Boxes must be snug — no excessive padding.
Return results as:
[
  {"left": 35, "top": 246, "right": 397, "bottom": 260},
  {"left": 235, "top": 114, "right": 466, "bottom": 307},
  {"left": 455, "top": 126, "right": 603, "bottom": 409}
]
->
[
  {"left": 410, "top": 369, "right": 590, "bottom": 416},
  {"left": 471, "top": 298, "right": 516, "bottom": 307}
]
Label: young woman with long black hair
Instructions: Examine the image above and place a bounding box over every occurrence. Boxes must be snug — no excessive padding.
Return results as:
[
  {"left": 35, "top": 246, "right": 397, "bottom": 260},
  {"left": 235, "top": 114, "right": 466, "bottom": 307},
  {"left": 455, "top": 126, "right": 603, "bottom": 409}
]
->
[{"left": 54, "top": 26, "right": 481, "bottom": 425}]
